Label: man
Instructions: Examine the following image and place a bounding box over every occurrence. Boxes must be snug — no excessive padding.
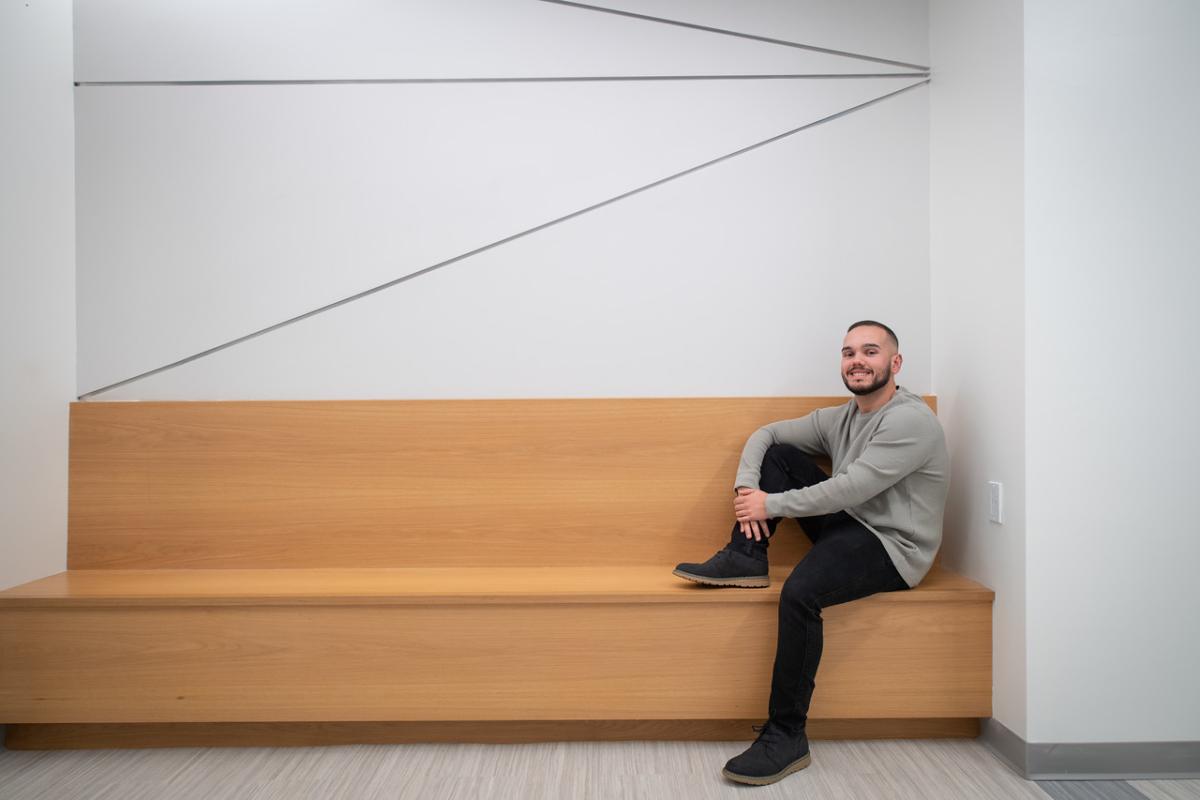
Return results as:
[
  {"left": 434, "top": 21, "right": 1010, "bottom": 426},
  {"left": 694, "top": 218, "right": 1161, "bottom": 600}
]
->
[{"left": 673, "top": 320, "right": 949, "bottom": 787}]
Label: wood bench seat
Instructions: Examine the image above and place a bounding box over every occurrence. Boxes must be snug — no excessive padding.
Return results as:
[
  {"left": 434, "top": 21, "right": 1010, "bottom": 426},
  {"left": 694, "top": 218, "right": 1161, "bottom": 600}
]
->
[
  {"left": 0, "top": 566, "right": 992, "bottom": 607},
  {"left": 0, "top": 397, "right": 993, "bottom": 748},
  {"left": 0, "top": 565, "right": 992, "bottom": 729}
]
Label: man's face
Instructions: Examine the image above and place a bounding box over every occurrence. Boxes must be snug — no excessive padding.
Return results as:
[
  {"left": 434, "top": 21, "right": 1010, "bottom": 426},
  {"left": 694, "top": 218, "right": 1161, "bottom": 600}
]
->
[{"left": 841, "top": 326, "right": 901, "bottom": 397}]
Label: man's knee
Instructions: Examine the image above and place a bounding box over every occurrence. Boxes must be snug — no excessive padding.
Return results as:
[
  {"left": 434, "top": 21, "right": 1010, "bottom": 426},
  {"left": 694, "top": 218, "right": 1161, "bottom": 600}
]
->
[
  {"left": 779, "top": 568, "right": 823, "bottom": 616},
  {"left": 761, "top": 443, "right": 803, "bottom": 478},
  {"left": 764, "top": 443, "right": 800, "bottom": 462},
  {"left": 760, "top": 444, "right": 821, "bottom": 494}
]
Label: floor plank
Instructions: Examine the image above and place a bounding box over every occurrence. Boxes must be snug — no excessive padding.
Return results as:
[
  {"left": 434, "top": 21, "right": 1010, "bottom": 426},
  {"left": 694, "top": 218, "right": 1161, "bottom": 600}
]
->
[{"left": 0, "top": 738, "right": 1050, "bottom": 800}]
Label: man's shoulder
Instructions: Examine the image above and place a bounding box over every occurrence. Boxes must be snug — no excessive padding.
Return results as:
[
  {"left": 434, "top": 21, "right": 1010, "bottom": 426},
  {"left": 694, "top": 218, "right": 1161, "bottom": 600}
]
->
[
  {"left": 880, "top": 390, "right": 944, "bottom": 433},
  {"left": 806, "top": 398, "right": 856, "bottom": 427}
]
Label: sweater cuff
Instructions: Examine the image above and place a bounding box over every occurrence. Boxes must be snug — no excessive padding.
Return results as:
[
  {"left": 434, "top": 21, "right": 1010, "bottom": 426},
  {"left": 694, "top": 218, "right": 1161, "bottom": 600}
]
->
[
  {"left": 734, "top": 472, "right": 759, "bottom": 492},
  {"left": 764, "top": 493, "right": 784, "bottom": 519}
]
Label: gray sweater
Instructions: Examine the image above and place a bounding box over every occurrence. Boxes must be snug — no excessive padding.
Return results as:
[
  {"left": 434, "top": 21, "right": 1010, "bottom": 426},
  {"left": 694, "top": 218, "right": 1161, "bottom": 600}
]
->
[{"left": 734, "top": 387, "right": 950, "bottom": 587}]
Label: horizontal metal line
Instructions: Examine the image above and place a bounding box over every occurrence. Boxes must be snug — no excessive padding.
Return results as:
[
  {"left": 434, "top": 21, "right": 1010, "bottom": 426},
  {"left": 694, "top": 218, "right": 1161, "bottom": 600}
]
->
[
  {"left": 75, "top": 73, "right": 928, "bottom": 87},
  {"left": 77, "top": 78, "right": 929, "bottom": 401},
  {"left": 538, "top": 0, "right": 930, "bottom": 72}
]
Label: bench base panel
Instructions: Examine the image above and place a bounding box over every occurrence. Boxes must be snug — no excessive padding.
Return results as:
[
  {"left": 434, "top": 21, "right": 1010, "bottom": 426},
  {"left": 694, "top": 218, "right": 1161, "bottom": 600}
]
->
[
  {"left": 0, "top": 599, "right": 991, "bottom": 723},
  {"left": 4, "top": 718, "right": 982, "bottom": 750}
]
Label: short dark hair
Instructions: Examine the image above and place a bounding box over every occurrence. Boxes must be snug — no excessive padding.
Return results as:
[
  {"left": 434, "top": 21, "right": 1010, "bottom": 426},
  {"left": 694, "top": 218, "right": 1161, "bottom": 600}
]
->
[{"left": 847, "top": 320, "right": 899, "bottom": 351}]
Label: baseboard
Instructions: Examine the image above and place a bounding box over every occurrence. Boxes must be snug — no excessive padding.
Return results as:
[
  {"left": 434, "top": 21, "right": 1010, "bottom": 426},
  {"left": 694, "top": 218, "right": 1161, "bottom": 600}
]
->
[
  {"left": 981, "top": 718, "right": 1200, "bottom": 780},
  {"left": 980, "top": 718, "right": 1027, "bottom": 776}
]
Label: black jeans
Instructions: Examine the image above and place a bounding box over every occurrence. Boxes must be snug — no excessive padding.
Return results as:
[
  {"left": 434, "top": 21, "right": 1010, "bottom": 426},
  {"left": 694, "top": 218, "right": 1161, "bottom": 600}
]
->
[{"left": 726, "top": 444, "right": 909, "bottom": 733}]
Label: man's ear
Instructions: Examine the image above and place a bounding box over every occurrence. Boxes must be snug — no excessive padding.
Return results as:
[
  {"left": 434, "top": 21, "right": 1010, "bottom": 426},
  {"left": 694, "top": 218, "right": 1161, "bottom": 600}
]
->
[{"left": 892, "top": 353, "right": 903, "bottom": 375}]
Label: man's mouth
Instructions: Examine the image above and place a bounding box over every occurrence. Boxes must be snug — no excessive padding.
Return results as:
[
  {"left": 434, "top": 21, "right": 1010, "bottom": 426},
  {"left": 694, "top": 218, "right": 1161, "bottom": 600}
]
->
[{"left": 847, "top": 369, "right": 872, "bottom": 378}]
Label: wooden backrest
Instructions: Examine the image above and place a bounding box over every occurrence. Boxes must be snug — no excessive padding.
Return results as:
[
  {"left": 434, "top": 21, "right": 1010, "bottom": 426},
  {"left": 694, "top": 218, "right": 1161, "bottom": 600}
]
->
[{"left": 68, "top": 397, "right": 937, "bottom": 570}]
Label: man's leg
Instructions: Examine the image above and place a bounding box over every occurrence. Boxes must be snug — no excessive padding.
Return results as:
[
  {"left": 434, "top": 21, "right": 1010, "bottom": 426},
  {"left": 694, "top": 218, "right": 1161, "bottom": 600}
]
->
[
  {"left": 722, "top": 512, "right": 909, "bottom": 785},
  {"left": 674, "top": 445, "right": 829, "bottom": 587},
  {"left": 724, "top": 444, "right": 832, "bottom": 559}
]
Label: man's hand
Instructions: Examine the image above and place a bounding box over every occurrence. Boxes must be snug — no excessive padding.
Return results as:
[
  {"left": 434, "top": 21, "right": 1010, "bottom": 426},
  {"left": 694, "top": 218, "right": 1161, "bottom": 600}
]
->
[{"left": 734, "top": 487, "right": 771, "bottom": 541}]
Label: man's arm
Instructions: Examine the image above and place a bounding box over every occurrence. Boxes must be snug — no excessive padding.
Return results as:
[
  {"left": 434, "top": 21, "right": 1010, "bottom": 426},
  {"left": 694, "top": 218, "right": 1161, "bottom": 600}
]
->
[
  {"left": 762, "top": 407, "right": 939, "bottom": 520},
  {"left": 733, "top": 412, "right": 829, "bottom": 492},
  {"left": 732, "top": 411, "right": 829, "bottom": 541}
]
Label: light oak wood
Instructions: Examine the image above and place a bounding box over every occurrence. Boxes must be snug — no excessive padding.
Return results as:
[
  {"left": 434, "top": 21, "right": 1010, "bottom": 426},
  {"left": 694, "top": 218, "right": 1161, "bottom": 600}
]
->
[
  {"left": 0, "top": 395, "right": 987, "bottom": 745},
  {"left": 3, "top": 718, "right": 980, "bottom": 750},
  {"left": 0, "top": 591, "right": 990, "bottom": 724},
  {"left": 0, "top": 566, "right": 992, "bottom": 607},
  {"left": 67, "top": 397, "right": 935, "bottom": 570}
]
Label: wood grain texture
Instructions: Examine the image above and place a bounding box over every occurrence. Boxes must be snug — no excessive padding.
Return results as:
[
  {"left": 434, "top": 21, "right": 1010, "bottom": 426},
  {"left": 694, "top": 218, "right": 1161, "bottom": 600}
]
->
[
  {"left": 3, "top": 718, "right": 981, "bottom": 750},
  {"left": 0, "top": 566, "right": 992, "bottom": 607},
  {"left": 0, "top": 595, "right": 990, "bottom": 724},
  {"left": 1, "top": 396, "right": 989, "bottom": 744},
  {"left": 66, "top": 397, "right": 936, "bottom": 570}
]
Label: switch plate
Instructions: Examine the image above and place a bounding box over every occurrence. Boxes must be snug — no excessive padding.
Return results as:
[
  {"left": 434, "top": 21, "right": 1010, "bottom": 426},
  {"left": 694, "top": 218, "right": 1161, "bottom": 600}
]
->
[{"left": 988, "top": 481, "right": 1003, "bottom": 524}]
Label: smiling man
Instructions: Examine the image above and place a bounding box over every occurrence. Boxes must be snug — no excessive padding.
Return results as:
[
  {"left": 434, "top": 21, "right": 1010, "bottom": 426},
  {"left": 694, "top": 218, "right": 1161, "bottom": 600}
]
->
[{"left": 673, "top": 320, "right": 949, "bottom": 787}]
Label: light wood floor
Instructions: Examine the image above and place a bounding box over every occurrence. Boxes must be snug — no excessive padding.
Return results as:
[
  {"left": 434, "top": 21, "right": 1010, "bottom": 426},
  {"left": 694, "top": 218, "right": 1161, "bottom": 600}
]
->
[{"left": 2, "top": 738, "right": 1197, "bottom": 800}]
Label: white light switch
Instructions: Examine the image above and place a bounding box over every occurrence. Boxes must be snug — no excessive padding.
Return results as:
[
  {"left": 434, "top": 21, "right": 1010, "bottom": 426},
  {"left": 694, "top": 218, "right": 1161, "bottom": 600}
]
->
[{"left": 988, "top": 481, "right": 1003, "bottom": 524}]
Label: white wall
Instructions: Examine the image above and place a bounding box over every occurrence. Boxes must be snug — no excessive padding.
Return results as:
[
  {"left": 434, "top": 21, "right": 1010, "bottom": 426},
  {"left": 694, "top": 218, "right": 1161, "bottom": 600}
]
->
[
  {"left": 934, "top": 0, "right": 1200, "bottom": 747},
  {"left": 9, "top": 0, "right": 1199, "bottom": 750},
  {"left": 0, "top": 0, "right": 75, "bottom": 590},
  {"left": 74, "top": 0, "right": 926, "bottom": 81},
  {"left": 1024, "top": 0, "right": 1200, "bottom": 744},
  {"left": 72, "top": 0, "right": 932, "bottom": 402},
  {"left": 580, "top": 0, "right": 930, "bottom": 69},
  {"left": 929, "top": 0, "right": 1027, "bottom": 738}
]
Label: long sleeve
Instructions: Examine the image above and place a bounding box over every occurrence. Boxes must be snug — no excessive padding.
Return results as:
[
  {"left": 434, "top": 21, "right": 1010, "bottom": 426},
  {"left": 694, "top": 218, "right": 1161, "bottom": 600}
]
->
[
  {"left": 734, "top": 409, "right": 833, "bottom": 490},
  {"left": 763, "top": 406, "right": 939, "bottom": 519},
  {"left": 734, "top": 387, "right": 950, "bottom": 588}
]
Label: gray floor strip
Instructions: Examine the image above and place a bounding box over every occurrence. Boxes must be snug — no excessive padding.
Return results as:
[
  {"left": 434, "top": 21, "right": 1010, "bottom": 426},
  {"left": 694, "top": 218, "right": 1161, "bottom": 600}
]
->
[
  {"left": 1038, "top": 780, "right": 1152, "bottom": 800},
  {"left": 1129, "top": 779, "right": 1200, "bottom": 800}
]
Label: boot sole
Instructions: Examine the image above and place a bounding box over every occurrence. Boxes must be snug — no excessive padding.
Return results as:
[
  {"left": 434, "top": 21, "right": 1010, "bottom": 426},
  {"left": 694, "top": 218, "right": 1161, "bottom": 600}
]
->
[
  {"left": 671, "top": 568, "right": 769, "bottom": 588},
  {"left": 722, "top": 753, "right": 811, "bottom": 785}
]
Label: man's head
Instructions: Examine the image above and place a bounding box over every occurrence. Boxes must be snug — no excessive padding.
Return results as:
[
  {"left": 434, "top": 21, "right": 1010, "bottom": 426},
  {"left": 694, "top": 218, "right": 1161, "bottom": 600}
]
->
[{"left": 841, "top": 320, "right": 902, "bottom": 397}]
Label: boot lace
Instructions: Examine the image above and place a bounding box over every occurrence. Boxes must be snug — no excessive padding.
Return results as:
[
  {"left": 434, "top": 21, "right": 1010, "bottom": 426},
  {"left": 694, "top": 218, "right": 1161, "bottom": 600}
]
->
[
  {"left": 750, "top": 719, "right": 802, "bottom": 759},
  {"left": 751, "top": 721, "right": 787, "bottom": 746}
]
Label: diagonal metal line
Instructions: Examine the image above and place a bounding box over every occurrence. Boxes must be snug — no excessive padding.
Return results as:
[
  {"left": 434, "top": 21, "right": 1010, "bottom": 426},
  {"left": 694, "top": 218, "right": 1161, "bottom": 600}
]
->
[
  {"left": 78, "top": 78, "right": 929, "bottom": 401},
  {"left": 76, "top": 73, "right": 928, "bottom": 87},
  {"left": 537, "top": 0, "right": 930, "bottom": 72}
]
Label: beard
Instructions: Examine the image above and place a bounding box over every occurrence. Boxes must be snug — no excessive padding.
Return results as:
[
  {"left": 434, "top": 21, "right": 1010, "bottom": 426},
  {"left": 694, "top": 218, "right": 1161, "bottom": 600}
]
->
[{"left": 842, "top": 366, "right": 893, "bottom": 396}]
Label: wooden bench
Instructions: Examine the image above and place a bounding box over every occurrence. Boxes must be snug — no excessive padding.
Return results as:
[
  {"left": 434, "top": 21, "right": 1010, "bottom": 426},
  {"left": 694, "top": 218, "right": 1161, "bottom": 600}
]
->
[{"left": 0, "top": 398, "right": 992, "bottom": 749}]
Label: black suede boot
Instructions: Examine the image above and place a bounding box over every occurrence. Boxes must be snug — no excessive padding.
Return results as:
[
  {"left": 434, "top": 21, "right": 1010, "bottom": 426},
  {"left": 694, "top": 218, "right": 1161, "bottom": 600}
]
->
[
  {"left": 672, "top": 545, "right": 769, "bottom": 588},
  {"left": 721, "top": 719, "right": 811, "bottom": 785}
]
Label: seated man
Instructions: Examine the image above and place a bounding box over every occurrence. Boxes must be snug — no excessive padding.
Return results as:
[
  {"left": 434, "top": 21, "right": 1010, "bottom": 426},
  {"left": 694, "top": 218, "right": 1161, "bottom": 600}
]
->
[{"left": 674, "top": 320, "right": 950, "bottom": 787}]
